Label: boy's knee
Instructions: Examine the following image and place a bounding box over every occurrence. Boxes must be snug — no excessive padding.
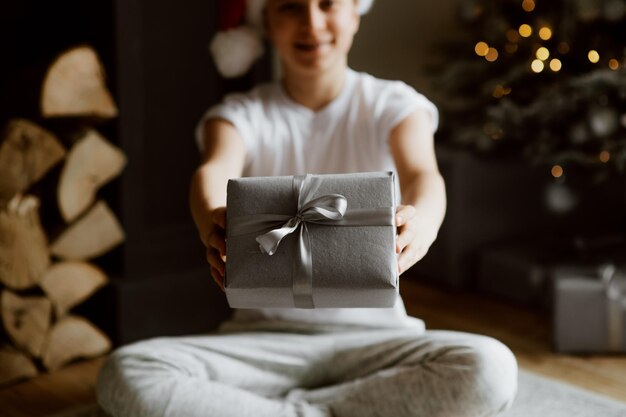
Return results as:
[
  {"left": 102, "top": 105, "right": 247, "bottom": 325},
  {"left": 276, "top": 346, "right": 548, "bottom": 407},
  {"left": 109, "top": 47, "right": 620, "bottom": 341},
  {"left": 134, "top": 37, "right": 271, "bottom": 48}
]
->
[
  {"left": 96, "top": 348, "right": 129, "bottom": 415},
  {"left": 415, "top": 334, "right": 517, "bottom": 416},
  {"left": 461, "top": 336, "right": 518, "bottom": 415},
  {"left": 96, "top": 339, "right": 181, "bottom": 413}
]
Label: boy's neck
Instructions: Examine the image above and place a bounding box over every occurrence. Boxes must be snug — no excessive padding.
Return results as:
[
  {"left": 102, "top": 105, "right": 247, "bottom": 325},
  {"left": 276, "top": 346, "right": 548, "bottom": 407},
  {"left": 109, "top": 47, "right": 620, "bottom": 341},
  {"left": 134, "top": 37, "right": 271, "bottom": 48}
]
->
[{"left": 281, "top": 65, "right": 348, "bottom": 111}]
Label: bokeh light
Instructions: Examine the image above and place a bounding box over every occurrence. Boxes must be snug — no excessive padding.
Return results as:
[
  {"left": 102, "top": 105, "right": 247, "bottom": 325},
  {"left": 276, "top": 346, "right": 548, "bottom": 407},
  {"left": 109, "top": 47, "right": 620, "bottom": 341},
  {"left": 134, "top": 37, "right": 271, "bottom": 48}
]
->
[
  {"left": 531, "top": 59, "right": 544, "bottom": 72},
  {"left": 609, "top": 59, "right": 620, "bottom": 70},
  {"left": 539, "top": 27, "right": 552, "bottom": 40},
  {"left": 599, "top": 151, "right": 610, "bottom": 163},
  {"left": 475, "top": 41, "right": 489, "bottom": 56},
  {"left": 519, "top": 24, "right": 532, "bottom": 37},
  {"left": 549, "top": 58, "right": 562, "bottom": 71},
  {"left": 522, "top": 0, "right": 535, "bottom": 12},
  {"left": 588, "top": 50, "right": 600, "bottom": 63},
  {"left": 536, "top": 47, "right": 550, "bottom": 61},
  {"left": 485, "top": 48, "right": 499, "bottom": 62},
  {"left": 492, "top": 85, "right": 512, "bottom": 98}
]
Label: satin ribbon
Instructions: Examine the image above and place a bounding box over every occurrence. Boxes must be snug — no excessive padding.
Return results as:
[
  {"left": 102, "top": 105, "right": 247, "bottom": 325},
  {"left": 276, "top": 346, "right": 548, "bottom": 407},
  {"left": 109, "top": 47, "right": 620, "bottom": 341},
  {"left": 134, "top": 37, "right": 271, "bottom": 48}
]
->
[
  {"left": 600, "top": 264, "right": 626, "bottom": 351},
  {"left": 228, "top": 174, "right": 395, "bottom": 308}
]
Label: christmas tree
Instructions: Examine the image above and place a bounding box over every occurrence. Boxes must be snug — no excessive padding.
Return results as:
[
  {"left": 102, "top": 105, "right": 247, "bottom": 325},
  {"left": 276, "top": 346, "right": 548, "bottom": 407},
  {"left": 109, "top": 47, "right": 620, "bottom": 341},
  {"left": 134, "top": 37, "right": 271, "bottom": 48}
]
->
[{"left": 434, "top": 0, "right": 626, "bottom": 183}]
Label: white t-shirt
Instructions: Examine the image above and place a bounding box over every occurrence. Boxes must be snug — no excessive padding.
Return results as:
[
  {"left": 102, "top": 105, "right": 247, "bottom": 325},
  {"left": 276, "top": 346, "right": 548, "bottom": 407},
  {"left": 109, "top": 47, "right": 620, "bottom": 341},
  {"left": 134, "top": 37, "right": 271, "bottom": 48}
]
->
[{"left": 195, "top": 68, "right": 438, "bottom": 330}]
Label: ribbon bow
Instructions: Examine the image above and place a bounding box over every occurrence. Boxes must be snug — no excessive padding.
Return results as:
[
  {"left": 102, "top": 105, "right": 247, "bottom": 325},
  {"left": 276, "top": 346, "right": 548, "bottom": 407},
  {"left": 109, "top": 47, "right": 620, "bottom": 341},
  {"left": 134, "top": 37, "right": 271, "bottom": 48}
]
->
[
  {"left": 256, "top": 175, "right": 347, "bottom": 255},
  {"left": 600, "top": 264, "right": 626, "bottom": 351}
]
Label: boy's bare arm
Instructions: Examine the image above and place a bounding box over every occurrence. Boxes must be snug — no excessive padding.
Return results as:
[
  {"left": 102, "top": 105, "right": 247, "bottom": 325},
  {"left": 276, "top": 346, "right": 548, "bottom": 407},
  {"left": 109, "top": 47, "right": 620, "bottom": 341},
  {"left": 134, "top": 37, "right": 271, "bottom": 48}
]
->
[
  {"left": 388, "top": 109, "right": 447, "bottom": 274},
  {"left": 190, "top": 118, "right": 246, "bottom": 289}
]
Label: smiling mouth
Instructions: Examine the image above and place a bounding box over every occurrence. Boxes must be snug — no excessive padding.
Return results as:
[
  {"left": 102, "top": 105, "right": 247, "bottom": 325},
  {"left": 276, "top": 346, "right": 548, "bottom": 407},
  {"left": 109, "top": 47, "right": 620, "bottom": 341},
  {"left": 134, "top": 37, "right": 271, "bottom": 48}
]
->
[{"left": 294, "top": 41, "right": 331, "bottom": 51}]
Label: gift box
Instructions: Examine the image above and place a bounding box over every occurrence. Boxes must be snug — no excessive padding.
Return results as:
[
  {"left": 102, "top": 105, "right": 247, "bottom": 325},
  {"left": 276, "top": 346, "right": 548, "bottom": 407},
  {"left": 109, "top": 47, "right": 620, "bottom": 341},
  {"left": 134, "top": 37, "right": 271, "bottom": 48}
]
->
[
  {"left": 225, "top": 172, "right": 398, "bottom": 309},
  {"left": 553, "top": 264, "right": 626, "bottom": 353}
]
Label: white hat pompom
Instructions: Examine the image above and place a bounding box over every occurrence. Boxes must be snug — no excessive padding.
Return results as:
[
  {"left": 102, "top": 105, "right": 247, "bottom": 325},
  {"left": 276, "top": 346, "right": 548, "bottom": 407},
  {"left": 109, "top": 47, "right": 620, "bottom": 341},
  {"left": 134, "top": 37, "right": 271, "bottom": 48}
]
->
[
  {"left": 358, "top": 0, "right": 374, "bottom": 14},
  {"left": 210, "top": 25, "right": 265, "bottom": 79}
]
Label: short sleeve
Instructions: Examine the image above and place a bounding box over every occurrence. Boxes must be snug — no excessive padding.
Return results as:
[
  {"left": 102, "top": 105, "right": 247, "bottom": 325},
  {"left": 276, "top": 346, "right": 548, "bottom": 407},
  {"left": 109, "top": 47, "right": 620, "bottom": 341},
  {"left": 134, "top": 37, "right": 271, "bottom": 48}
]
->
[
  {"left": 193, "top": 92, "right": 259, "bottom": 160},
  {"left": 375, "top": 81, "right": 439, "bottom": 143}
]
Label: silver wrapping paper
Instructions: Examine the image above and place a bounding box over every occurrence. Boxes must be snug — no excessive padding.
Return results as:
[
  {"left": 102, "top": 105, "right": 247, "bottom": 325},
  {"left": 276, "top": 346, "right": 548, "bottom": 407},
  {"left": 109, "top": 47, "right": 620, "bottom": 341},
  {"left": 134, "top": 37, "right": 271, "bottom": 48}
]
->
[
  {"left": 553, "top": 267, "right": 626, "bottom": 353},
  {"left": 225, "top": 172, "right": 398, "bottom": 308}
]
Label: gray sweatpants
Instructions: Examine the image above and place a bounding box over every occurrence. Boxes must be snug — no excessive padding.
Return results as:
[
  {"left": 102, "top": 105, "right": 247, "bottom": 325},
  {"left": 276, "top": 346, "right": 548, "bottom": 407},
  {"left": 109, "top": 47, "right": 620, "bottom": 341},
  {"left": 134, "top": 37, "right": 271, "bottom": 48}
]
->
[{"left": 96, "top": 320, "right": 518, "bottom": 417}]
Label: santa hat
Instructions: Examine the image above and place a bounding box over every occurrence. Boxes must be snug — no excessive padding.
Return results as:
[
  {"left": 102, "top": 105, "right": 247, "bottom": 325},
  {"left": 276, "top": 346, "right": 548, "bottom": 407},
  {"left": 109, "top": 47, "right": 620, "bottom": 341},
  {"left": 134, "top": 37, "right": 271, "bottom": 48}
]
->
[{"left": 210, "top": 0, "right": 374, "bottom": 78}]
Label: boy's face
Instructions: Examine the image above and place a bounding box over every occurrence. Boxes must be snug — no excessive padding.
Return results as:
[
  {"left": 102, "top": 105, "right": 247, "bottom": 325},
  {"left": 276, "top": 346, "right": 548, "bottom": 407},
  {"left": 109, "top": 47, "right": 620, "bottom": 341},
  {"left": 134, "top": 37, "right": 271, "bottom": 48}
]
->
[{"left": 265, "top": 0, "right": 360, "bottom": 76}]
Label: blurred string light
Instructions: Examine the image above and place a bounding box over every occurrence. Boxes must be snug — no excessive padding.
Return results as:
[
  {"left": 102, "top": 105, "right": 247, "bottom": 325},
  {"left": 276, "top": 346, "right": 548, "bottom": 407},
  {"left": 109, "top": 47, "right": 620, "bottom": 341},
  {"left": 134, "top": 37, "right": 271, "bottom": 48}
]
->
[
  {"left": 536, "top": 47, "right": 550, "bottom": 60},
  {"left": 599, "top": 150, "right": 611, "bottom": 163},
  {"left": 522, "top": 0, "right": 535, "bottom": 12},
  {"left": 549, "top": 58, "right": 562, "bottom": 71},
  {"left": 609, "top": 59, "right": 620, "bottom": 70},
  {"left": 588, "top": 50, "right": 600, "bottom": 63},
  {"left": 519, "top": 24, "right": 532, "bottom": 37},
  {"left": 538, "top": 27, "right": 552, "bottom": 40},
  {"left": 475, "top": 41, "right": 489, "bottom": 56},
  {"left": 531, "top": 59, "right": 544, "bottom": 72},
  {"left": 474, "top": 41, "right": 499, "bottom": 62},
  {"left": 492, "top": 84, "right": 512, "bottom": 98},
  {"left": 551, "top": 165, "right": 564, "bottom": 178},
  {"left": 485, "top": 47, "right": 499, "bottom": 61}
]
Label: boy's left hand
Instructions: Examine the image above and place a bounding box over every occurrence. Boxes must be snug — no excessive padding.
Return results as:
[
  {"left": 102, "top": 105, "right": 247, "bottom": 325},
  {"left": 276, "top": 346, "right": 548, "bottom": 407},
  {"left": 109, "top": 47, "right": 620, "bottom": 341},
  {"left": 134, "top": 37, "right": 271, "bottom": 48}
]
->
[{"left": 395, "top": 205, "right": 438, "bottom": 274}]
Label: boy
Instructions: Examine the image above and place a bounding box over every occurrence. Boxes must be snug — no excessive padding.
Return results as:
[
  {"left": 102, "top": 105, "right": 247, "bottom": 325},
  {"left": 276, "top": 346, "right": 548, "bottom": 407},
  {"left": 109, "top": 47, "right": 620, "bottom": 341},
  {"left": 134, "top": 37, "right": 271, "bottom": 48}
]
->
[{"left": 97, "top": 1, "right": 518, "bottom": 416}]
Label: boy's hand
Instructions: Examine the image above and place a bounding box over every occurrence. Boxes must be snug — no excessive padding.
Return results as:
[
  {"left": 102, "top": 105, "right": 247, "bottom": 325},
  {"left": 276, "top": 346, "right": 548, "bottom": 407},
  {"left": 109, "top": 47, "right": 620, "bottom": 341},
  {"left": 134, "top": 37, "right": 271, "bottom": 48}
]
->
[
  {"left": 395, "top": 205, "right": 437, "bottom": 274},
  {"left": 202, "top": 207, "right": 227, "bottom": 291}
]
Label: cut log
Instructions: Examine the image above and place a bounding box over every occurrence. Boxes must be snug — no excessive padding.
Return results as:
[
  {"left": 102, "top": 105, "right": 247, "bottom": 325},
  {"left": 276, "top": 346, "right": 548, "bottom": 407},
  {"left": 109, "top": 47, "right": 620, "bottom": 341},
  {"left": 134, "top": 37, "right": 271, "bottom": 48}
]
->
[
  {"left": 50, "top": 200, "right": 125, "bottom": 260},
  {"left": 0, "top": 119, "right": 66, "bottom": 208},
  {"left": 0, "top": 346, "right": 38, "bottom": 387},
  {"left": 58, "top": 130, "right": 127, "bottom": 222},
  {"left": 0, "top": 195, "right": 50, "bottom": 290},
  {"left": 1, "top": 290, "right": 52, "bottom": 358},
  {"left": 40, "top": 261, "right": 108, "bottom": 317},
  {"left": 41, "top": 45, "right": 118, "bottom": 118},
  {"left": 41, "top": 316, "right": 111, "bottom": 371}
]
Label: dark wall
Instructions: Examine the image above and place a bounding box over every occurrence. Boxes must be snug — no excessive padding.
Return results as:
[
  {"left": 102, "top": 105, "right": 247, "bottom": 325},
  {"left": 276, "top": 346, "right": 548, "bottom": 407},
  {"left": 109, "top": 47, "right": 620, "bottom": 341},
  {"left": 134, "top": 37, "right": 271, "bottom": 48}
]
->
[
  {"left": 115, "top": 0, "right": 271, "bottom": 279},
  {"left": 115, "top": 0, "right": 217, "bottom": 278},
  {"left": 108, "top": 0, "right": 272, "bottom": 344}
]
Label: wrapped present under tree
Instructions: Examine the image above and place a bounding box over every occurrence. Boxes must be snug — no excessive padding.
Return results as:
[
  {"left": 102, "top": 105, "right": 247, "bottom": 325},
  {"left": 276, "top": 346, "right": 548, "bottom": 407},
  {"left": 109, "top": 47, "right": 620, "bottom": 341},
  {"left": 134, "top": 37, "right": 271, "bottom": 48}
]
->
[{"left": 553, "top": 263, "right": 626, "bottom": 353}]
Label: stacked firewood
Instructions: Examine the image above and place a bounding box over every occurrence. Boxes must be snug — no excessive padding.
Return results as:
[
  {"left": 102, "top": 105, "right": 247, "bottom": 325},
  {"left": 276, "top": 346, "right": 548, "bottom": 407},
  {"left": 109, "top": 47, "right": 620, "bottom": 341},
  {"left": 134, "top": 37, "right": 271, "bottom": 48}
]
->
[{"left": 0, "top": 46, "right": 126, "bottom": 386}]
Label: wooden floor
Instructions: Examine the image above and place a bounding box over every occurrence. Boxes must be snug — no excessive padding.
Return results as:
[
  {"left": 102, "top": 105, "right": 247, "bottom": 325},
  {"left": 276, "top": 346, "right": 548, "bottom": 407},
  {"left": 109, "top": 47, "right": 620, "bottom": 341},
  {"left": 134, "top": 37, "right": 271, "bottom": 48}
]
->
[
  {"left": 1, "top": 280, "right": 625, "bottom": 417},
  {"left": 0, "top": 356, "right": 105, "bottom": 417}
]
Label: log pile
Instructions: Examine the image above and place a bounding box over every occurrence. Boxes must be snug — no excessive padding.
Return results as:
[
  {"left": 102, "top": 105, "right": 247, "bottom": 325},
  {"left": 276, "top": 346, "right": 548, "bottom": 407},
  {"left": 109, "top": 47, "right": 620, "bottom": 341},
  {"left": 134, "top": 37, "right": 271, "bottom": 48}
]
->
[{"left": 0, "top": 45, "right": 125, "bottom": 386}]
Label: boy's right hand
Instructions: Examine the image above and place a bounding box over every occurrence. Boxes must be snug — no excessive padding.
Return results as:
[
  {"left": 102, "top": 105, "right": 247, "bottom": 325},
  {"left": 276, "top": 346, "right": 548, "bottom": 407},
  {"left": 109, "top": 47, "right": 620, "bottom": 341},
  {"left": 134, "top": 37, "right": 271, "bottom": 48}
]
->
[{"left": 203, "top": 207, "right": 227, "bottom": 291}]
